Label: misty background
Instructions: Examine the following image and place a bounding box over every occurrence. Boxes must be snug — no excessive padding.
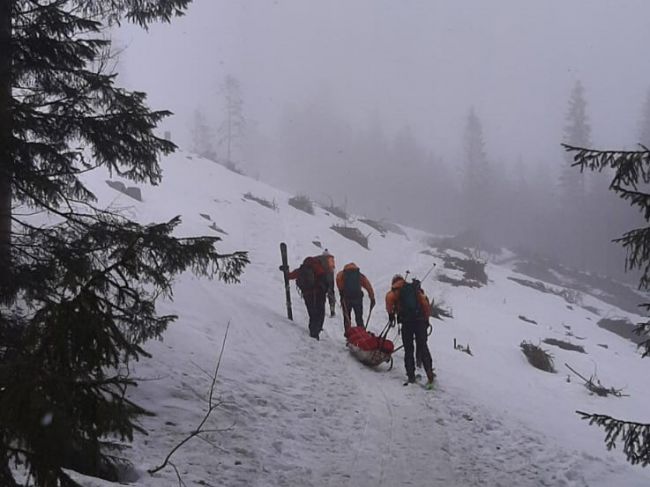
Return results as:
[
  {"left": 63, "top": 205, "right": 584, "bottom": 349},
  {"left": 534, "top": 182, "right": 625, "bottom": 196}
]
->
[{"left": 115, "top": 0, "right": 650, "bottom": 281}]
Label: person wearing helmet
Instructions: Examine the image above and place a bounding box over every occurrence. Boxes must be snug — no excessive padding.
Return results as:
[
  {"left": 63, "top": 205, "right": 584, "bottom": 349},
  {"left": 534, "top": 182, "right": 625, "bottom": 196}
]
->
[
  {"left": 335, "top": 262, "right": 375, "bottom": 333},
  {"left": 319, "top": 250, "right": 337, "bottom": 317},
  {"left": 385, "top": 274, "right": 435, "bottom": 387}
]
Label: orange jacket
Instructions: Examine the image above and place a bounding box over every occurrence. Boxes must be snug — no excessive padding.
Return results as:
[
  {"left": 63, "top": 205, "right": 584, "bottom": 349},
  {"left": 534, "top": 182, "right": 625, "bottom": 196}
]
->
[
  {"left": 322, "top": 254, "right": 335, "bottom": 273},
  {"left": 288, "top": 257, "right": 326, "bottom": 282},
  {"left": 336, "top": 263, "right": 375, "bottom": 301},
  {"left": 385, "top": 277, "right": 431, "bottom": 319}
]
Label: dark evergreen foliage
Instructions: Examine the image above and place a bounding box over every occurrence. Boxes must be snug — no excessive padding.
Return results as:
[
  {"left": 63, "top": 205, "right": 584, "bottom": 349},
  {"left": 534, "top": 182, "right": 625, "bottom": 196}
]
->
[
  {"left": 0, "top": 1, "right": 249, "bottom": 485},
  {"left": 576, "top": 412, "right": 650, "bottom": 466},
  {"left": 565, "top": 143, "right": 650, "bottom": 466},
  {"left": 520, "top": 341, "right": 555, "bottom": 373}
]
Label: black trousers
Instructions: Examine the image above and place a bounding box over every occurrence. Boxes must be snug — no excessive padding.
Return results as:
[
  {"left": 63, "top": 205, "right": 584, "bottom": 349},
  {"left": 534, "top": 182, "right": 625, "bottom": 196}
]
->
[
  {"left": 342, "top": 297, "right": 364, "bottom": 328},
  {"left": 401, "top": 319, "right": 432, "bottom": 378},
  {"left": 303, "top": 288, "right": 326, "bottom": 338}
]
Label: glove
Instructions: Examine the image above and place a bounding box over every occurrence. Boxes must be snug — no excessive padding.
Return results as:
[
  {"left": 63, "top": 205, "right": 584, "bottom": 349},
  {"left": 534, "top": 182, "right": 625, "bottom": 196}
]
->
[
  {"left": 388, "top": 314, "right": 396, "bottom": 327},
  {"left": 370, "top": 297, "right": 376, "bottom": 308}
]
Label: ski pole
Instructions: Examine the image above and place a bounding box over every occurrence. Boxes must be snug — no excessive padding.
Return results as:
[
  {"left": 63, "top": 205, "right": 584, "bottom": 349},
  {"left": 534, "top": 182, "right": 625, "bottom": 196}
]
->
[
  {"left": 340, "top": 297, "right": 351, "bottom": 332},
  {"left": 421, "top": 262, "right": 437, "bottom": 282},
  {"left": 364, "top": 300, "right": 375, "bottom": 329},
  {"left": 375, "top": 319, "right": 392, "bottom": 358}
]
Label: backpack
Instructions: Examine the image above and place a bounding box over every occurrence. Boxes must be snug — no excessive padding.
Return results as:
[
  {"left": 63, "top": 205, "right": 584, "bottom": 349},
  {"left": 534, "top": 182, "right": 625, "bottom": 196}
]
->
[
  {"left": 343, "top": 267, "right": 363, "bottom": 298},
  {"left": 317, "top": 255, "right": 335, "bottom": 288},
  {"left": 296, "top": 257, "right": 321, "bottom": 291},
  {"left": 398, "top": 279, "right": 422, "bottom": 322}
]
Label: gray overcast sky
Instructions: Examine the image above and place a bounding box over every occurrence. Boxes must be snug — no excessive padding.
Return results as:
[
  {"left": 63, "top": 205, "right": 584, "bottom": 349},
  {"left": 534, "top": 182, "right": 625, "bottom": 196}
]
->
[{"left": 117, "top": 0, "right": 650, "bottom": 166}]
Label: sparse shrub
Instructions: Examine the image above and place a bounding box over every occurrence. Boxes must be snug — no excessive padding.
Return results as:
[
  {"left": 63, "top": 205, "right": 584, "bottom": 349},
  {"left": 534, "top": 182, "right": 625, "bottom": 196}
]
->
[
  {"left": 438, "top": 255, "right": 487, "bottom": 288},
  {"left": 431, "top": 300, "right": 453, "bottom": 320},
  {"left": 507, "top": 277, "right": 583, "bottom": 307},
  {"left": 438, "top": 274, "right": 483, "bottom": 288},
  {"left": 359, "top": 218, "right": 388, "bottom": 234},
  {"left": 543, "top": 338, "right": 586, "bottom": 353},
  {"left": 518, "top": 315, "right": 538, "bottom": 325},
  {"left": 243, "top": 192, "right": 277, "bottom": 210},
  {"left": 324, "top": 204, "right": 348, "bottom": 220},
  {"left": 222, "top": 159, "right": 245, "bottom": 175},
  {"left": 321, "top": 195, "right": 348, "bottom": 220},
  {"left": 444, "top": 255, "right": 487, "bottom": 284},
  {"left": 331, "top": 225, "right": 368, "bottom": 249},
  {"left": 379, "top": 220, "right": 407, "bottom": 236},
  {"left": 559, "top": 288, "right": 583, "bottom": 305},
  {"left": 288, "top": 194, "right": 314, "bottom": 214},
  {"left": 430, "top": 229, "right": 500, "bottom": 256},
  {"left": 520, "top": 341, "right": 556, "bottom": 373}
]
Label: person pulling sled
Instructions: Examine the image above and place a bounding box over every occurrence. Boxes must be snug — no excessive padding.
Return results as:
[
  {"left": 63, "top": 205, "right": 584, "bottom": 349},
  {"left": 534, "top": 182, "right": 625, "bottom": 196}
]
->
[
  {"left": 385, "top": 274, "right": 435, "bottom": 388},
  {"left": 336, "top": 262, "right": 375, "bottom": 334}
]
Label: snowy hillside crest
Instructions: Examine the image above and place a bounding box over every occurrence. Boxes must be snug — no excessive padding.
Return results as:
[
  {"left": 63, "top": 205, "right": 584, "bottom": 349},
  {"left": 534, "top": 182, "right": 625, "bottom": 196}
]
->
[{"left": 77, "top": 151, "right": 649, "bottom": 486}]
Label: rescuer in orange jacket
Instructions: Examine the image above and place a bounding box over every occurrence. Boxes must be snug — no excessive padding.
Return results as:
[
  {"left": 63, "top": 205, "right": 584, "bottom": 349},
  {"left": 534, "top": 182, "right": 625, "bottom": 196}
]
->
[
  {"left": 336, "top": 262, "right": 375, "bottom": 332},
  {"left": 385, "top": 274, "right": 435, "bottom": 386}
]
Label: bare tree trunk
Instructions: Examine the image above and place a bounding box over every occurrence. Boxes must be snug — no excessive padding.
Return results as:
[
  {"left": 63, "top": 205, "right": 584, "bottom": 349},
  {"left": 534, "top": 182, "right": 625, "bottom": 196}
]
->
[
  {"left": 226, "top": 99, "right": 232, "bottom": 165},
  {"left": 0, "top": 0, "right": 12, "bottom": 297}
]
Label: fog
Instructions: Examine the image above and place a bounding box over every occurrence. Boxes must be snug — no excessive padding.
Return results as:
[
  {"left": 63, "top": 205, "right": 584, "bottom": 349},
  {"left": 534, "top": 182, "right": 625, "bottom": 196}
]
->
[{"left": 116, "top": 0, "right": 650, "bottom": 280}]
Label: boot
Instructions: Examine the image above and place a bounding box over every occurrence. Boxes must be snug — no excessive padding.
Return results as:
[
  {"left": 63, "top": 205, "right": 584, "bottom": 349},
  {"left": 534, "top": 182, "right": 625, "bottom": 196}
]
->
[{"left": 426, "top": 368, "right": 435, "bottom": 384}]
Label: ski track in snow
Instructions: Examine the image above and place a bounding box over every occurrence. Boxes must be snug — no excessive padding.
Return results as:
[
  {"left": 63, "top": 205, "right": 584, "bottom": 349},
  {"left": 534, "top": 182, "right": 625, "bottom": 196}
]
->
[{"left": 137, "top": 318, "right": 630, "bottom": 487}]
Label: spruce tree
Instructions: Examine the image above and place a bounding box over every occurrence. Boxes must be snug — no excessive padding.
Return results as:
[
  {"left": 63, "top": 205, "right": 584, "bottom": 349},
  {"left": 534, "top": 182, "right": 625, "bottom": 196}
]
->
[
  {"left": 558, "top": 81, "right": 592, "bottom": 270},
  {"left": 461, "top": 107, "right": 491, "bottom": 241},
  {"left": 564, "top": 143, "right": 650, "bottom": 466},
  {"left": 0, "top": 1, "right": 249, "bottom": 485},
  {"left": 639, "top": 88, "right": 650, "bottom": 148},
  {"left": 191, "top": 108, "right": 217, "bottom": 161},
  {"left": 217, "top": 74, "right": 245, "bottom": 172},
  {"left": 560, "top": 81, "right": 591, "bottom": 202}
]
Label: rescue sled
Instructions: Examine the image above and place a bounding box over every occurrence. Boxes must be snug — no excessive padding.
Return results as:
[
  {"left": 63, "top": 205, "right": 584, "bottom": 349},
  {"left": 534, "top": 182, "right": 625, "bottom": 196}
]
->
[{"left": 345, "top": 325, "right": 395, "bottom": 368}]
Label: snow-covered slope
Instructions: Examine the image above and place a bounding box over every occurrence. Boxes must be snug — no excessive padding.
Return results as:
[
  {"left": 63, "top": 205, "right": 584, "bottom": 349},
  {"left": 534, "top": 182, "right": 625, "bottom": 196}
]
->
[{"left": 76, "top": 151, "right": 650, "bottom": 486}]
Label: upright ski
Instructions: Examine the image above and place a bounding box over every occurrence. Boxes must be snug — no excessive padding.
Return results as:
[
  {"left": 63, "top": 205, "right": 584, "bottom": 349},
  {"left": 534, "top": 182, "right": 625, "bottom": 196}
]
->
[{"left": 279, "top": 242, "right": 293, "bottom": 320}]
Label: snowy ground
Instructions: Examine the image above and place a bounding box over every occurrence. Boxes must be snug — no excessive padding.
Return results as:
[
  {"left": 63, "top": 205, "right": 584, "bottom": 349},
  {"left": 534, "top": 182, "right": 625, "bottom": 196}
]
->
[{"left": 72, "top": 151, "right": 650, "bottom": 486}]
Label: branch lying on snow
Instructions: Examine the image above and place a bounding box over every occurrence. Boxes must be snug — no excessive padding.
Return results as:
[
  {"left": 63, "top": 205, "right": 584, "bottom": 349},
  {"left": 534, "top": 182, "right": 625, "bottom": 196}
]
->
[
  {"left": 148, "top": 321, "right": 232, "bottom": 479},
  {"left": 454, "top": 338, "right": 473, "bottom": 356},
  {"left": 431, "top": 301, "right": 453, "bottom": 320},
  {"left": 565, "top": 363, "right": 628, "bottom": 397}
]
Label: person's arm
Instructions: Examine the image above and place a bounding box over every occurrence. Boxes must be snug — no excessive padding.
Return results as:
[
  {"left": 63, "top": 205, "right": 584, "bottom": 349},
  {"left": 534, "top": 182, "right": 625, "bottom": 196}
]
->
[
  {"left": 361, "top": 275, "right": 376, "bottom": 305},
  {"left": 335, "top": 271, "right": 344, "bottom": 293},
  {"left": 385, "top": 290, "right": 396, "bottom": 325},
  {"left": 287, "top": 269, "right": 299, "bottom": 280},
  {"left": 418, "top": 291, "right": 431, "bottom": 318}
]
